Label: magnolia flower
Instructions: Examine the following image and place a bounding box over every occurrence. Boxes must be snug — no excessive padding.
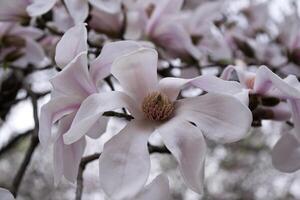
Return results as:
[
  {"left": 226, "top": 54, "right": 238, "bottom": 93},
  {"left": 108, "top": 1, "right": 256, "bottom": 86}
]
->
[
  {"left": 222, "top": 65, "right": 300, "bottom": 172},
  {"left": 39, "top": 24, "right": 155, "bottom": 183},
  {"left": 62, "top": 47, "right": 252, "bottom": 199},
  {"left": 0, "top": 188, "right": 14, "bottom": 200},
  {"left": 0, "top": 22, "right": 49, "bottom": 68}
]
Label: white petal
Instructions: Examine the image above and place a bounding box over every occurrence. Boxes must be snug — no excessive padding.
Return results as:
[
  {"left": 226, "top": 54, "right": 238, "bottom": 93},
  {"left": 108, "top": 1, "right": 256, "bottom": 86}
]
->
[
  {"left": 64, "top": 0, "right": 89, "bottom": 23},
  {"left": 111, "top": 48, "right": 158, "bottom": 103},
  {"left": 26, "top": 0, "right": 57, "bottom": 17},
  {"left": 254, "top": 66, "right": 300, "bottom": 99},
  {"left": 53, "top": 113, "right": 86, "bottom": 183},
  {"left": 0, "top": 188, "right": 14, "bottom": 200},
  {"left": 159, "top": 75, "right": 247, "bottom": 102},
  {"left": 0, "top": 0, "right": 28, "bottom": 21},
  {"left": 90, "top": 41, "right": 147, "bottom": 87},
  {"left": 124, "top": 10, "right": 147, "bottom": 40},
  {"left": 157, "top": 118, "right": 206, "bottom": 193},
  {"left": 51, "top": 52, "right": 96, "bottom": 98},
  {"left": 272, "top": 132, "right": 300, "bottom": 172},
  {"left": 99, "top": 120, "right": 154, "bottom": 199},
  {"left": 24, "top": 38, "right": 49, "bottom": 67},
  {"left": 55, "top": 23, "right": 88, "bottom": 68},
  {"left": 177, "top": 93, "right": 252, "bottom": 143},
  {"left": 86, "top": 116, "right": 109, "bottom": 139},
  {"left": 39, "top": 96, "right": 81, "bottom": 147},
  {"left": 134, "top": 175, "right": 170, "bottom": 200},
  {"left": 63, "top": 91, "right": 142, "bottom": 144},
  {"left": 288, "top": 99, "right": 300, "bottom": 140}
]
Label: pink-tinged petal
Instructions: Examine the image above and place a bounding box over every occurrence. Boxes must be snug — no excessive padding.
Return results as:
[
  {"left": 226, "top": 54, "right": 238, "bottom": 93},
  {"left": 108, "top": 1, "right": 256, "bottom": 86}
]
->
[
  {"left": 111, "top": 48, "right": 158, "bottom": 103},
  {"left": 86, "top": 116, "right": 109, "bottom": 139},
  {"left": 146, "top": 0, "right": 183, "bottom": 35},
  {"left": 272, "top": 132, "right": 300, "bottom": 172},
  {"left": 39, "top": 96, "right": 81, "bottom": 147},
  {"left": 99, "top": 120, "right": 154, "bottom": 199},
  {"left": 55, "top": 23, "right": 88, "bottom": 68},
  {"left": 220, "top": 65, "right": 256, "bottom": 89},
  {"left": 150, "top": 20, "right": 201, "bottom": 60},
  {"left": 89, "top": 0, "right": 121, "bottom": 13},
  {"left": 134, "top": 175, "right": 170, "bottom": 200},
  {"left": 26, "top": 0, "right": 57, "bottom": 17},
  {"left": 51, "top": 52, "right": 96, "bottom": 98},
  {"left": 10, "top": 26, "right": 44, "bottom": 40},
  {"left": 159, "top": 75, "right": 247, "bottom": 102},
  {"left": 157, "top": 118, "right": 206, "bottom": 193},
  {"left": 63, "top": 91, "right": 142, "bottom": 144},
  {"left": 254, "top": 66, "right": 300, "bottom": 99},
  {"left": 0, "top": 0, "right": 29, "bottom": 22},
  {"left": 177, "top": 93, "right": 252, "bottom": 143},
  {"left": 90, "top": 41, "right": 146, "bottom": 87},
  {"left": 64, "top": 0, "right": 89, "bottom": 23},
  {"left": 0, "top": 188, "right": 14, "bottom": 200},
  {"left": 53, "top": 112, "right": 86, "bottom": 184}
]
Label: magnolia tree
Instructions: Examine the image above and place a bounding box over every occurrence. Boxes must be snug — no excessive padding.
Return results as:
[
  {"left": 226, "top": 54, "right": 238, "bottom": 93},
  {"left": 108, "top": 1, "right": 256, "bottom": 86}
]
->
[{"left": 0, "top": 0, "right": 300, "bottom": 199}]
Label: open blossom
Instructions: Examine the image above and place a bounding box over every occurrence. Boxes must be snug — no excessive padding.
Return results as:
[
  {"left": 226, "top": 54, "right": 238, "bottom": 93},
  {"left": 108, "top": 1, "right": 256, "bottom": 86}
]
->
[
  {"left": 39, "top": 23, "right": 155, "bottom": 183},
  {"left": 0, "top": 22, "right": 49, "bottom": 67},
  {"left": 222, "top": 65, "right": 300, "bottom": 172},
  {"left": 62, "top": 46, "right": 252, "bottom": 199}
]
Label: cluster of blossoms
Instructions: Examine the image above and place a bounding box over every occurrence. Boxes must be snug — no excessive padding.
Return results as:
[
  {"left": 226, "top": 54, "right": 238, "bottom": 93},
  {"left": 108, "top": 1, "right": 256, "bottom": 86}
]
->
[{"left": 1, "top": 0, "right": 300, "bottom": 199}]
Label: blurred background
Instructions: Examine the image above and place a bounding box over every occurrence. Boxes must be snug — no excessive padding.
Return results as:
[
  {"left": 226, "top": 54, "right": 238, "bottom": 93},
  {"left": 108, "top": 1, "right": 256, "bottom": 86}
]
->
[{"left": 1, "top": 0, "right": 300, "bottom": 199}]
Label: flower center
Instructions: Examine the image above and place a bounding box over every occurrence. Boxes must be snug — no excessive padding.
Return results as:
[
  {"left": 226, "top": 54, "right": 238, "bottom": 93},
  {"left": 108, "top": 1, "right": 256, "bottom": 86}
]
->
[{"left": 142, "top": 91, "right": 174, "bottom": 121}]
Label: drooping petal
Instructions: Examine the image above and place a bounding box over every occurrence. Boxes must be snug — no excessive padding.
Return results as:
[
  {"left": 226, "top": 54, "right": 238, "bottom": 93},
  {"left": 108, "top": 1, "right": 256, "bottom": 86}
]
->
[
  {"left": 157, "top": 118, "right": 206, "bottom": 194},
  {"left": 64, "top": 0, "right": 89, "bottom": 23},
  {"left": 38, "top": 96, "right": 81, "bottom": 147},
  {"left": 26, "top": 0, "right": 57, "bottom": 17},
  {"left": 111, "top": 48, "right": 158, "bottom": 103},
  {"left": 55, "top": 23, "right": 88, "bottom": 68},
  {"left": 99, "top": 120, "right": 154, "bottom": 199},
  {"left": 51, "top": 52, "right": 96, "bottom": 98},
  {"left": 63, "top": 91, "right": 142, "bottom": 144},
  {"left": 0, "top": 188, "right": 14, "bottom": 200},
  {"left": 90, "top": 41, "right": 147, "bottom": 87},
  {"left": 272, "top": 132, "right": 300, "bottom": 172},
  {"left": 53, "top": 112, "right": 86, "bottom": 184},
  {"left": 134, "top": 175, "right": 170, "bottom": 200},
  {"left": 177, "top": 93, "right": 252, "bottom": 143},
  {"left": 23, "top": 38, "right": 49, "bottom": 67}
]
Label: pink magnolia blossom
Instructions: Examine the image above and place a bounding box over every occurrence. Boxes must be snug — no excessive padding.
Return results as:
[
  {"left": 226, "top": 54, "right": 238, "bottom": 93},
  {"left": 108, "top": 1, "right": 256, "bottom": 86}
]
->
[
  {"left": 222, "top": 65, "right": 300, "bottom": 172},
  {"left": 62, "top": 47, "right": 252, "bottom": 199},
  {"left": 0, "top": 22, "right": 49, "bottom": 68},
  {"left": 39, "top": 24, "right": 153, "bottom": 183},
  {"left": 0, "top": 188, "right": 14, "bottom": 200}
]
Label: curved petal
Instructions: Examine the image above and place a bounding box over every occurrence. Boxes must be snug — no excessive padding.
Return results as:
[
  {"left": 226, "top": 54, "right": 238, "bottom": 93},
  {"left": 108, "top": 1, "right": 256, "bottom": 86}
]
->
[
  {"left": 26, "top": 0, "right": 57, "bottom": 17},
  {"left": 272, "top": 132, "right": 300, "bottom": 173},
  {"left": 55, "top": 23, "right": 88, "bottom": 68},
  {"left": 63, "top": 91, "right": 142, "bottom": 144},
  {"left": 51, "top": 52, "right": 96, "bottom": 98},
  {"left": 124, "top": 10, "right": 147, "bottom": 40},
  {"left": 177, "top": 93, "right": 252, "bottom": 143},
  {"left": 24, "top": 38, "right": 49, "bottom": 67},
  {"left": 99, "top": 120, "right": 154, "bottom": 199},
  {"left": 288, "top": 99, "right": 300, "bottom": 140},
  {"left": 64, "top": 0, "right": 89, "bottom": 23},
  {"left": 39, "top": 96, "right": 81, "bottom": 147},
  {"left": 90, "top": 41, "right": 146, "bottom": 87},
  {"left": 53, "top": 112, "right": 86, "bottom": 184},
  {"left": 159, "top": 75, "right": 248, "bottom": 103},
  {"left": 86, "top": 116, "right": 109, "bottom": 139},
  {"left": 134, "top": 175, "right": 170, "bottom": 200},
  {"left": 254, "top": 66, "right": 300, "bottom": 99},
  {"left": 111, "top": 48, "right": 158, "bottom": 103},
  {"left": 0, "top": 188, "right": 14, "bottom": 200},
  {"left": 157, "top": 118, "right": 206, "bottom": 193}
]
